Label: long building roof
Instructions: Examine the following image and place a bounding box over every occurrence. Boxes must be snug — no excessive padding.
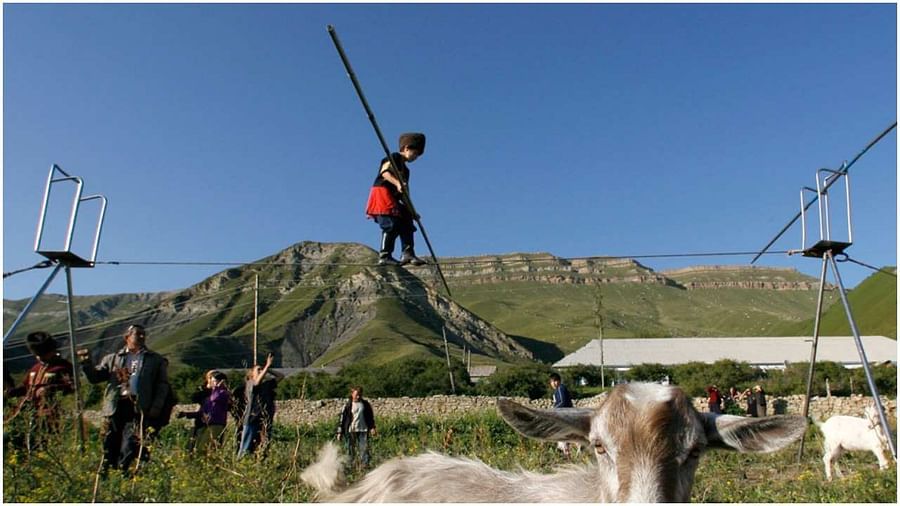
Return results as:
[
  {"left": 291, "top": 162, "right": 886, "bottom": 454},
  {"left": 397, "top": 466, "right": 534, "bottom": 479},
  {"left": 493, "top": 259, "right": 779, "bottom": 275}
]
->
[{"left": 553, "top": 336, "right": 897, "bottom": 368}]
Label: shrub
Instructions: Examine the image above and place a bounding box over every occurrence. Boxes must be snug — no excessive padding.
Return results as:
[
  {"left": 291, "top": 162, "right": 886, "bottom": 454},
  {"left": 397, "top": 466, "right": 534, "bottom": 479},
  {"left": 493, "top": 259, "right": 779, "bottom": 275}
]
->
[
  {"left": 475, "top": 363, "right": 553, "bottom": 399},
  {"left": 624, "top": 363, "right": 672, "bottom": 384},
  {"left": 560, "top": 364, "right": 607, "bottom": 387},
  {"left": 275, "top": 357, "right": 474, "bottom": 400},
  {"left": 670, "top": 360, "right": 765, "bottom": 397},
  {"left": 850, "top": 362, "right": 897, "bottom": 397}
]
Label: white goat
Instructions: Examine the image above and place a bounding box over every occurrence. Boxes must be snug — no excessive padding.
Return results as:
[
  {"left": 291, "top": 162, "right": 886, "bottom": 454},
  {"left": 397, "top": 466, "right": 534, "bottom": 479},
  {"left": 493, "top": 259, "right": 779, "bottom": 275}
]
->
[
  {"left": 301, "top": 382, "right": 807, "bottom": 502},
  {"left": 816, "top": 404, "right": 891, "bottom": 481}
]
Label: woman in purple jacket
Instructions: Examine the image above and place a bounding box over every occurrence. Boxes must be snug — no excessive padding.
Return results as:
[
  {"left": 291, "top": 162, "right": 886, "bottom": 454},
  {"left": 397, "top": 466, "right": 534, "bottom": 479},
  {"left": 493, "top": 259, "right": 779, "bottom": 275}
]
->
[{"left": 179, "top": 370, "right": 231, "bottom": 453}]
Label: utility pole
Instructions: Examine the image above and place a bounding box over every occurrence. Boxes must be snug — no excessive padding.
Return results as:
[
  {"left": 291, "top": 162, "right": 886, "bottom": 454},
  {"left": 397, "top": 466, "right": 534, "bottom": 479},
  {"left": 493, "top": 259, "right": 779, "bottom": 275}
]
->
[
  {"left": 442, "top": 327, "right": 456, "bottom": 393},
  {"left": 253, "top": 273, "right": 259, "bottom": 366},
  {"left": 594, "top": 279, "right": 606, "bottom": 388}
]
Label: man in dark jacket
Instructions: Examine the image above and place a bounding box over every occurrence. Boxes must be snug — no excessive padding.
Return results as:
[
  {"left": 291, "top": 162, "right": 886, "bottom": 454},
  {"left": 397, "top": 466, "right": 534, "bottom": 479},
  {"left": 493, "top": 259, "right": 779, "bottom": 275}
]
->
[
  {"left": 550, "top": 372, "right": 574, "bottom": 457},
  {"left": 337, "top": 386, "right": 376, "bottom": 468},
  {"left": 77, "top": 324, "right": 172, "bottom": 471},
  {"left": 550, "top": 372, "right": 573, "bottom": 409},
  {"left": 5, "top": 331, "right": 75, "bottom": 443}
]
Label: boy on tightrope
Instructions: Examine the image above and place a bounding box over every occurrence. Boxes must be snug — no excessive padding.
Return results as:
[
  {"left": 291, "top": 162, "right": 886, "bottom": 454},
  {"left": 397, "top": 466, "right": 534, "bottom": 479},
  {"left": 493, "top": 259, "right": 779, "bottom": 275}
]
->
[{"left": 365, "top": 132, "right": 428, "bottom": 266}]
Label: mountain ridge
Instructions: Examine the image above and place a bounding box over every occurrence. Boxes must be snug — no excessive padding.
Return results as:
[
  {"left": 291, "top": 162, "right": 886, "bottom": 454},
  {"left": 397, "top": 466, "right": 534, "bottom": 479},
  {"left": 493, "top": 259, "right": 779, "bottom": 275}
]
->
[{"left": 5, "top": 241, "right": 892, "bottom": 372}]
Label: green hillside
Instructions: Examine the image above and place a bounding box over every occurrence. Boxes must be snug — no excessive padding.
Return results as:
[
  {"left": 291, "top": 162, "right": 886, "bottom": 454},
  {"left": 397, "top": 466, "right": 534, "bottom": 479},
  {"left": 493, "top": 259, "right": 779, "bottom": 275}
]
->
[
  {"left": 450, "top": 281, "right": 833, "bottom": 362},
  {"left": 775, "top": 267, "right": 897, "bottom": 339}
]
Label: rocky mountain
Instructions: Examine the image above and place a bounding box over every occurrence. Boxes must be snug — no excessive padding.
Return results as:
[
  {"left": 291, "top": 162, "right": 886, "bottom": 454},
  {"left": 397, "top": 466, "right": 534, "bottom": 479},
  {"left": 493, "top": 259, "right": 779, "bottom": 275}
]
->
[
  {"left": 6, "top": 241, "right": 888, "bottom": 372},
  {"left": 4, "top": 242, "right": 531, "bottom": 372}
]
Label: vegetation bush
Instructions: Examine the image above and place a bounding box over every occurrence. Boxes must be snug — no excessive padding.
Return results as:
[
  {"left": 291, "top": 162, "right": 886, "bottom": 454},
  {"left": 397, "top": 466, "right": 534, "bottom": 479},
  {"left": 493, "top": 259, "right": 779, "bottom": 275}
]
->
[
  {"left": 558, "top": 364, "right": 606, "bottom": 387},
  {"left": 273, "top": 357, "right": 473, "bottom": 401},
  {"left": 572, "top": 360, "right": 896, "bottom": 400},
  {"left": 154, "top": 357, "right": 895, "bottom": 406},
  {"left": 624, "top": 363, "right": 673, "bottom": 384},
  {"left": 475, "top": 363, "right": 554, "bottom": 399}
]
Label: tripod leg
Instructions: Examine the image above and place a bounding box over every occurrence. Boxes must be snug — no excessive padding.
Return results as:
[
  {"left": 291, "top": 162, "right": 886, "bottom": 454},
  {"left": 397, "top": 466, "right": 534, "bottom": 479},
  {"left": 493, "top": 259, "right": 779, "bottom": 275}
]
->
[
  {"left": 797, "top": 256, "right": 829, "bottom": 462},
  {"left": 2, "top": 264, "right": 63, "bottom": 343},
  {"left": 64, "top": 266, "right": 85, "bottom": 448},
  {"left": 827, "top": 253, "right": 897, "bottom": 461}
]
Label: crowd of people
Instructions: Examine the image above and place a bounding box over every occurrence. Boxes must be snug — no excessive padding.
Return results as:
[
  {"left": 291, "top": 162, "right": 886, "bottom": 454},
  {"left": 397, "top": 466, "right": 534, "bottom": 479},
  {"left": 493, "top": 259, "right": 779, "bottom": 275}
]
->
[
  {"left": 3, "top": 323, "right": 384, "bottom": 475},
  {"left": 706, "top": 384, "right": 767, "bottom": 416},
  {"left": 1, "top": 325, "right": 297, "bottom": 473},
  {"left": 7, "top": 322, "right": 782, "bottom": 475}
]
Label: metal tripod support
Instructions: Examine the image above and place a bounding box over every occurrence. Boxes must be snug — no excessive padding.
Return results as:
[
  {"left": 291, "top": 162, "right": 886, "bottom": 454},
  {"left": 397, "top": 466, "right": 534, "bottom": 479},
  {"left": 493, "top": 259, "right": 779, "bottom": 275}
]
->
[
  {"left": 3, "top": 164, "right": 108, "bottom": 447},
  {"left": 792, "top": 167, "right": 896, "bottom": 462}
]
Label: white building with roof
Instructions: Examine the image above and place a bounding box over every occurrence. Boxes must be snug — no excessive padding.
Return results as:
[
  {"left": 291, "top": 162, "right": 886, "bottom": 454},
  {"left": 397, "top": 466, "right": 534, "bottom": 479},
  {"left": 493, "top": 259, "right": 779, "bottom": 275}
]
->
[{"left": 553, "top": 336, "right": 897, "bottom": 371}]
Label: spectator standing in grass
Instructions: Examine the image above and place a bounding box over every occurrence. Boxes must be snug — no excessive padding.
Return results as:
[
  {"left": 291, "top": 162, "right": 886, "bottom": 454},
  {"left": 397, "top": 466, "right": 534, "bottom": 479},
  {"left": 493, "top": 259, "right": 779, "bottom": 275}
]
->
[
  {"left": 5, "top": 331, "right": 75, "bottom": 443},
  {"left": 752, "top": 384, "right": 767, "bottom": 417},
  {"left": 337, "top": 386, "right": 377, "bottom": 469},
  {"left": 706, "top": 385, "right": 723, "bottom": 414},
  {"left": 743, "top": 387, "right": 757, "bottom": 417},
  {"left": 178, "top": 370, "right": 231, "bottom": 454},
  {"left": 77, "top": 324, "right": 174, "bottom": 472},
  {"left": 549, "top": 372, "right": 574, "bottom": 457},
  {"left": 237, "top": 353, "right": 283, "bottom": 458}
]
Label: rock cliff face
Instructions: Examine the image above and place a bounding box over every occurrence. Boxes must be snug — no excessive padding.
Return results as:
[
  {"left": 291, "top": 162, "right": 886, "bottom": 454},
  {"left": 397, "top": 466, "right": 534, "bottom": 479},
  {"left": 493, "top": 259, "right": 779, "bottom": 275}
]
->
[
  {"left": 77, "top": 242, "right": 531, "bottom": 369},
  {"left": 414, "top": 254, "right": 681, "bottom": 287},
  {"left": 660, "top": 265, "right": 825, "bottom": 291}
]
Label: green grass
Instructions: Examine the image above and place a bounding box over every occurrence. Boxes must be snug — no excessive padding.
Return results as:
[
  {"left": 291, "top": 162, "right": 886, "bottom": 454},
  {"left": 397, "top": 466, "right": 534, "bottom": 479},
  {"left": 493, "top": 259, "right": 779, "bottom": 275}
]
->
[
  {"left": 4, "top": 408, "right": 895, "bottom": 503},
  {"left": 775, "top": 267, "right": 897, "bottom": 339}
]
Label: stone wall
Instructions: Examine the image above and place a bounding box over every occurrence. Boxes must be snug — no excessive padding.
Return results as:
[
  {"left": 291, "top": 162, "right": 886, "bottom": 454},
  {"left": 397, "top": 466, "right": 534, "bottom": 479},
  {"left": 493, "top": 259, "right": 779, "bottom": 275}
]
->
[
  {"left": 135, "top": 393, "right": 896, "bottom": 430},
  {"left": 82, "top": 393, "right": 895, "bottom": 429}
]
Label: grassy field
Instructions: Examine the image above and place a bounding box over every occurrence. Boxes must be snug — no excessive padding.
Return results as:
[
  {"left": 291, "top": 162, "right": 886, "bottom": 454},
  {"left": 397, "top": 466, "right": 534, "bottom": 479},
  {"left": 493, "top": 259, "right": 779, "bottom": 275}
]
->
[{"left": 4, "top": 409, "right": 895, "bottom": 503}]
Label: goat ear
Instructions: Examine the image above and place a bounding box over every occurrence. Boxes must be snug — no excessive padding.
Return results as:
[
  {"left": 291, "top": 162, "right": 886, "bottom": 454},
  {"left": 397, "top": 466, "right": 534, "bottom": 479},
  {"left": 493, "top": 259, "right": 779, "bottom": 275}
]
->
[
  {"left": 703, "top": 413, "right": 808, "bottom": 453},
  {"left": 497, "top": 399, "right": 592, "bottom": 444}
]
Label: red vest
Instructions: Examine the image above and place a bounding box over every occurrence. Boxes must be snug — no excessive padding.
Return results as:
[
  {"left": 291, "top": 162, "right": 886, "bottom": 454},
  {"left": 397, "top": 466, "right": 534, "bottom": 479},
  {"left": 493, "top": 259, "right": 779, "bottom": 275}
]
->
[{"left": 365, "top": 154, "right": 409, "bottom": 218}]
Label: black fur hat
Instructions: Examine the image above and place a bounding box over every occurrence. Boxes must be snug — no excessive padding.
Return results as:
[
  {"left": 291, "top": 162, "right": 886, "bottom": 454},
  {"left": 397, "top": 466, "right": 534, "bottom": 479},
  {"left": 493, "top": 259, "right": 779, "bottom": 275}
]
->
[
  {"left": 398, "top": 132, "right": 426, "bottom": 153},
  {"left": 26, "top": 331, "right": 57, "bottom": 356}
]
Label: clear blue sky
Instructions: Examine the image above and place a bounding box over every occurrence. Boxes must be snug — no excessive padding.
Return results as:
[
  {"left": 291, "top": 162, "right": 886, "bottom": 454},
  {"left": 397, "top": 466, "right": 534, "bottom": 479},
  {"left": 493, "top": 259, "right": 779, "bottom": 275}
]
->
[{"left": 3, "top": 3, "right": 896, "bottom": 301}]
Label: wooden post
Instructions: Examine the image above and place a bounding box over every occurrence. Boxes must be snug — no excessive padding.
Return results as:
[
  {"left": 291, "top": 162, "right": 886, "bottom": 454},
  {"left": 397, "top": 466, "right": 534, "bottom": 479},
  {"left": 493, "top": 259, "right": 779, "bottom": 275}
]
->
[
  {"left": 595, "top": 281, "right": 606, "bottom": 388},
  {"left": 253, "top": 273, "right": 259, "bottom": 366},
  {"left": 442, "top": 326, "right": 456, "bottom": 394}
]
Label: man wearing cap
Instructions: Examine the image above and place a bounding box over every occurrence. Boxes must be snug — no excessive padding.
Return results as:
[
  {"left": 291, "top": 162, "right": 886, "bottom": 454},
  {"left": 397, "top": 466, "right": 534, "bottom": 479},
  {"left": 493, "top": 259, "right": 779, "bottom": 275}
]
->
[
  {"left": 365, "top": 132, "right": 428, "bottom": 266},
  {"left": 77, "top": 324, "right": 173, "bottom": 471},
  {"left": 5, "top": 331, "right": 75, "bottom": 437}
]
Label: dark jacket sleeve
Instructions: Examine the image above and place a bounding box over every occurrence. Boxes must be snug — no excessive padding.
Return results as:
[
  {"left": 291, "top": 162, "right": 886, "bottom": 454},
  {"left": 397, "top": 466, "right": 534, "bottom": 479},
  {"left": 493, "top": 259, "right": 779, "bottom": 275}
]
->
[
  {"left": 364, "top": 400, "right": 375, "bottom": 431},
  {"left": 149, "top": 356, "right": 171, "bottom": 417},
  {"left": 338, "top": 403, "right": 350, "bottom": 437},
  {"left": 6, "top": 384, "right": 27, "bottom": 398},
  {"left": 81, "top": 353, "right": 114, "bottom": 384}
]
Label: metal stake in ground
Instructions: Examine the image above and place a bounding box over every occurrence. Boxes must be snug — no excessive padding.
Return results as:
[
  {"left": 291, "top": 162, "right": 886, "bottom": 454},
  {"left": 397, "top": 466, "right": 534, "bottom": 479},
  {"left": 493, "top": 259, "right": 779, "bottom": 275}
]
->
[{"left": 326, "top": 24, "right": 452, "bottom": 298}]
